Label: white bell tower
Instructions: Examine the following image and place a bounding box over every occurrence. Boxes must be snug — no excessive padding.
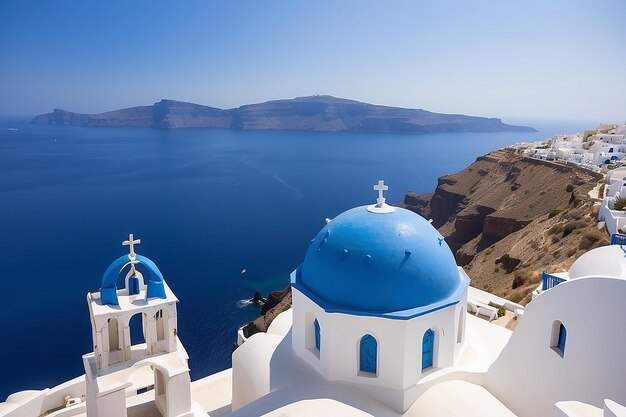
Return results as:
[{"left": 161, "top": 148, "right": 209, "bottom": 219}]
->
[{"left": 83, "top": 235, "right": 194, "bottom": 417}]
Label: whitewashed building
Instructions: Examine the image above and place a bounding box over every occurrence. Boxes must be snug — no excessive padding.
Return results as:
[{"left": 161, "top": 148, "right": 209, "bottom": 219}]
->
[
  {"left": 599, "top": 166, "right": 626, "bottom": 236},
  {"left": 523, "top": 123, "right": 626, "bottom": 169},
  {"left": 2, "top": 183, "right": 626, "bottom": 417}
]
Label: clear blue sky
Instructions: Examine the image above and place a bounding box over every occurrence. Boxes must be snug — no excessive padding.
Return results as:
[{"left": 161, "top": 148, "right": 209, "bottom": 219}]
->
[{"left": 1, "top": 0, "right": 625, "bottom": 123}]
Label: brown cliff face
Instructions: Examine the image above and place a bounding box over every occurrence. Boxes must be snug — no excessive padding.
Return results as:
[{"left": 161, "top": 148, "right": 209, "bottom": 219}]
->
[{"left": 401, "top": 149, "right": 607, "bottom": 304}]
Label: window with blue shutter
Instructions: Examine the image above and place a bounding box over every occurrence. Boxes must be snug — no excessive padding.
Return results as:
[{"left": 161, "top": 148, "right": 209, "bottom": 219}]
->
[
  {"left": 359, "top": 334, "right": 377, "bottom": 374},
  {"left": 314, "top": 319, "right": 321, "bottom": 352},
  {"left": 422, "top": 329, "right": 435, "bottom": 370}
]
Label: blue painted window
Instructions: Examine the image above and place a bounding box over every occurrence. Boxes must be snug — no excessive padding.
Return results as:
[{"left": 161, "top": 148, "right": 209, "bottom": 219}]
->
[
  {"left": 609, "top": 147, "right": 614, "bottom": 153},
  {"left": 314, "top": 319, "right": 321, "bottom": 351},
  {"left": 557, "top": 323, "right": 566, "bottom": 355},
  {"left": 422, "top": 329, "right": 435, "bottom": 370},
  {"left": 359, "top": 334, "right": 377, "bottom": 374}
]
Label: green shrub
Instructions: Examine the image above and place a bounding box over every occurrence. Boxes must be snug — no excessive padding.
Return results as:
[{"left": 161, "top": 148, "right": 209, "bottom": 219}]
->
[
  {"left": 562, "top": 220, "right": 586, "bottom": 237},
  {"left": 579, "top": 231, "right": 604, "bottom": 250},
  {"left": 548, "top": 208, "right": 564, "bottom": 218},
  {"left": 488, "top": 302, "right": 506, "bottom": 317},
  {"left": 565, "top": 208, "right": 583, "bottom": 220},
  {"left": 509, "top": 293, "right": 524, "bottom": 303},
  {"left": 547, "top": 224, "right": 563, "bottom": 235},
  {"left": 614, "top": 197, "right": 626, "bottom": 211}
]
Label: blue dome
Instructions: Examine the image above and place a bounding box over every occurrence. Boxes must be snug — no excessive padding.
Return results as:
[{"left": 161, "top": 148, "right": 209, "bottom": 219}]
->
[{"left": 296, "top": 206, "right": 465, "bottom": 315}]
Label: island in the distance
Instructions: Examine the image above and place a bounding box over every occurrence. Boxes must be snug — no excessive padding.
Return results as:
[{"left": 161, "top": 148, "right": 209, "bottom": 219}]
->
[{"left": 31, "top": 95, "right": 536, "bottom": 133}]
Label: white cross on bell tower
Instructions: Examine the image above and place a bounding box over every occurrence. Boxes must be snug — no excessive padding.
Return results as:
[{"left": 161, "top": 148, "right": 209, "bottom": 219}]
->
[
  {"left": 122, "top": 233, "right": 141, "bottom": 261},
  {"left": 367, "top": 179, "right": 395, "bottom": 213}
]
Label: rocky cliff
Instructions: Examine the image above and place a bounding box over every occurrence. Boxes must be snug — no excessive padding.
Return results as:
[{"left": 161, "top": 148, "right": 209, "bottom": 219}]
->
[
  {"left": 32, "top": 96, "right": 536, "bottom": 134},
  {"left": 240, "top": 287, "right": 292, "bottom": 338},
  {"left": 400, "top": 149, "right": 608, "bottom": 303}
]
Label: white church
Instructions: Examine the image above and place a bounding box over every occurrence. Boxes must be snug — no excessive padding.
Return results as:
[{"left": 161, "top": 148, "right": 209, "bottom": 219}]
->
[{"left": 1, "top": 182, "right": 626, "bottom": 417}]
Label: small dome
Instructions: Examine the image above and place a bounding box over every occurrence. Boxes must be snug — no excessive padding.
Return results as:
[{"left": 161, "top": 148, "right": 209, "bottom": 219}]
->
[
  {"left": 298, "top": 206, "right": 464, "bottom": 313},
  {"left": 569, "top": 245, "right": 626, "bottom": 280}
]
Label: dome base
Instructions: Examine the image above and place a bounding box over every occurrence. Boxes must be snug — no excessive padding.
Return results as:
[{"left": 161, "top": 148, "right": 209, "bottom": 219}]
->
[{"left": 366, "top": 203, "right": 395, "bottom": 213}]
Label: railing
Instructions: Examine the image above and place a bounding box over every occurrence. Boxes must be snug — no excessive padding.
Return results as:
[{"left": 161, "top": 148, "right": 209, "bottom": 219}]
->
[
  {"left": 610, "top": 233, "right": 626, "bottom": 245},
  {"left": 542, "top": 272, "right": 566, "bottom": 291}
]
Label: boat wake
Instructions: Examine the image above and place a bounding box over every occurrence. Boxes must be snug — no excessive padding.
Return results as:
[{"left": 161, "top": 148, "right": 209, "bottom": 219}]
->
[{"left": 237, "top": 299, "right": 254, "bottom": 308}]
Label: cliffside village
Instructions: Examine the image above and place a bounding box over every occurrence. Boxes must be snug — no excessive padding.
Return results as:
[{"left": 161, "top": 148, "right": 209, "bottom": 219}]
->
[
  {"left": 511, "top": 122, "right": 626, "bottom": 239},
  {"left": 514, "top": 122, "right": 626, "bottom": 172}
]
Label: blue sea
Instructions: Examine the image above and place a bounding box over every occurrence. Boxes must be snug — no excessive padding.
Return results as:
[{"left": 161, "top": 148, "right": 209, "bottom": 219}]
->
[{"left": 0, "top": 117, "right": 588, "bottom": 399}]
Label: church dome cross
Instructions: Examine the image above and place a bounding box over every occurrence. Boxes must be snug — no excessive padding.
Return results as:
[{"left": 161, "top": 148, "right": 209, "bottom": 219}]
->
[{"left": 367, "top": 180, "right": 395, "bottom": 213}]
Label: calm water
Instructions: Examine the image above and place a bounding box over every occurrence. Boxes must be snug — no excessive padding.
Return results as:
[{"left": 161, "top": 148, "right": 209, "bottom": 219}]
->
[{"left": 0, "top": 118, "right": 585, "bottom": 398}]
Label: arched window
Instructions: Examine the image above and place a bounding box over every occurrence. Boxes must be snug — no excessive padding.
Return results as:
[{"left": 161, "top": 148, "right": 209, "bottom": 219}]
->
[
  {"left": 314, "top": 319, "right": 321, "bottom": 351},
  {"left": 359, "top": 334, "right": 377, "bottom": 374},
  {"left": 129, "top": 313, "right": 145, "bottom": 346},
  {"left": 422, "top": 329, "right": 435, "bottom": 370},
  {"left": 155, "top": 309, "right": 165, "bottom": 342},
  {"left": 551, "top": 321, "right": 567, "bottom": 357},
  {"left": 107, "top": 318, "right": 120, "bottom": 352},
  {"left": 128, "top": 275, "right": 140, "bottom": 295}
]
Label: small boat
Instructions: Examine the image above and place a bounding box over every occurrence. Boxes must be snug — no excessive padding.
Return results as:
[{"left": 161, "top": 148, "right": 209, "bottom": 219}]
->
[{"left": 241, "top": 269, "right": 247, "bottom": 276}]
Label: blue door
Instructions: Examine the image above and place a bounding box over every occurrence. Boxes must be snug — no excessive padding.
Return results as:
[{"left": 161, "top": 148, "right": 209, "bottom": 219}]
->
[
  {"left": 314, "top": 319, "right": 321, "bottom": 351},
  {"left": 128, "top": 276, "right": 140, "bottom": 295},
  {"left": 360, "top": 334, "right": 377, "bottom": 374},
  {"left": 422, "top": 329, "right": 434, "bottom": 370}
]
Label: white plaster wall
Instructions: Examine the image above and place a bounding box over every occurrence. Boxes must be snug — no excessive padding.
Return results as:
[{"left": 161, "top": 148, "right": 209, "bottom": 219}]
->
[
  {"left": 608, "top": 167, "right": 626, "bottom": 184},
  {"left": 291, "top": 287, "right": 467, "bottom": 412},
  {"left": 606, "top": 182, "right": 626, "bottom": 197},
  {"left": 95, "top": 389, "right": 126, "bottom": 417},
  {"left": 604, "top": 399, "right": 626, "bottom": 417},
  {"left": 0, "top": 376, "right": 86, "bottom": 417},
  {"left": 485, "top": 277, "right": 626, "bottom": 417},
  {"left": 598, "top": 200, "right": 626, "bottom": 235},
  {"left": 231, "top": 333, "right": 283, "bottom": 411},
  {"left": 164, "top": 372, "right": 193, "bottom": 417}
]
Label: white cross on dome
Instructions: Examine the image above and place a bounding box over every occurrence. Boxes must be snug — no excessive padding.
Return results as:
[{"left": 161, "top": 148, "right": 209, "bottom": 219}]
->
[
  {"left": 374, "top": 180, "right": 388, "bottom": 207},
  {"left": 367, "top": 179, "right": 395, "bottom": 213}
]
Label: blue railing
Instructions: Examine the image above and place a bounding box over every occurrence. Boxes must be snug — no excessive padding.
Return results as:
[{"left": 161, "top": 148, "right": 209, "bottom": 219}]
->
[
  {"left": 542, "top": 272, "right": 566, "bottom": 291},
  {"left": 610, "top": 233, "right": 626, "bottom": 246}
]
